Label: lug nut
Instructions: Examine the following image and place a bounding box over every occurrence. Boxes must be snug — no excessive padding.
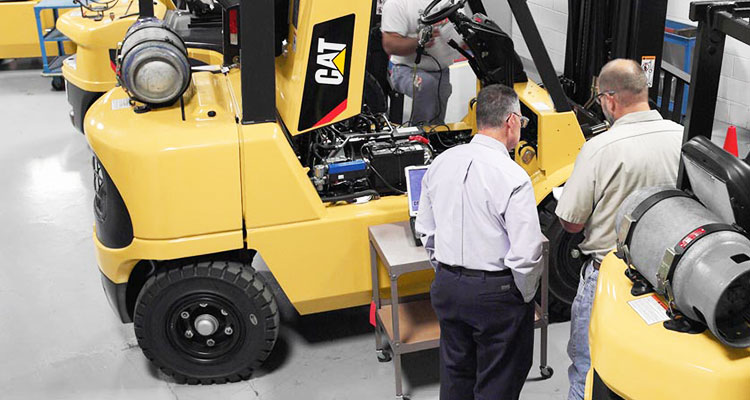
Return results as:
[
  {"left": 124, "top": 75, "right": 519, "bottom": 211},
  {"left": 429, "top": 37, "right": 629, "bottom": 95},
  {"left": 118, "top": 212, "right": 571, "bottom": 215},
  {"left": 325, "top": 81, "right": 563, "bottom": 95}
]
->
[
  {"left": 184, "top": 330, "right": 194, "bottom": 339},
  {"left": 224, "top": 326, "right": 233, "bottom": 335},
  {"left": 206, "top": 339, "right": 215, "bottom": 347},
  {"left": 180, "top": 311, "right": 190, "bottom": 319},
  {"left": 220, "top": 309, "right": 228, "bottom": 316},
  {"left": 570, "top": 249, "right": 581, "bottom": 259},
  {"left": 199, "top": 303, "right": 208, "bottom": 308}
]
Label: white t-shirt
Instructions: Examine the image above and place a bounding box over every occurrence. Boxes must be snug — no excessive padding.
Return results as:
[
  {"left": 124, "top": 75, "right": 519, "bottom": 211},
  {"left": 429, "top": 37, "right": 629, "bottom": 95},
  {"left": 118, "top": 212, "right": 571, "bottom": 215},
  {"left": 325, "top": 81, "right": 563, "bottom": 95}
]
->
[{"left": 380, "top": 0, "right": 463, "bottom": 71}]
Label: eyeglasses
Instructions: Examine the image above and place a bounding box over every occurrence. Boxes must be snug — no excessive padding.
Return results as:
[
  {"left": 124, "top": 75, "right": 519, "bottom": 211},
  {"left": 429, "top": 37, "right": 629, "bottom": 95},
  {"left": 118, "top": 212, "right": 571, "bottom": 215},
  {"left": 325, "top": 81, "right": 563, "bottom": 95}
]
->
[
  {"left": 595, "top": 90, "right": 616, "bottom": 105},
  {"left": 506, "top": 112, "right": 530, "bottom": 129}
]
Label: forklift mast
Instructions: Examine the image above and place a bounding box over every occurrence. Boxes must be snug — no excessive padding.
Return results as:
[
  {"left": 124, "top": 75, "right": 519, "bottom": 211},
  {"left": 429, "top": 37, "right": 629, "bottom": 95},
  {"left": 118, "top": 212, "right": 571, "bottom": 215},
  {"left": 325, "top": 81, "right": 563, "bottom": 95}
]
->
[
  {"left": 563, "top": 0, "right": 668, "bottom": 105},
  {"left": 678, "top": 1, "right": 750, "bottom": 189}
]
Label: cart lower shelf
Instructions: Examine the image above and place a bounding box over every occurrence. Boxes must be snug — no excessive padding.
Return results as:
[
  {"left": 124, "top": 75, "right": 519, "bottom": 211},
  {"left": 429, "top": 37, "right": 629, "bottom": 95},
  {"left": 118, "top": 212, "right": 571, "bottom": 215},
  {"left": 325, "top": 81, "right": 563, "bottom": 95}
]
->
[{"left": 377, "top": 299, "right": 543, "bottom": 350}]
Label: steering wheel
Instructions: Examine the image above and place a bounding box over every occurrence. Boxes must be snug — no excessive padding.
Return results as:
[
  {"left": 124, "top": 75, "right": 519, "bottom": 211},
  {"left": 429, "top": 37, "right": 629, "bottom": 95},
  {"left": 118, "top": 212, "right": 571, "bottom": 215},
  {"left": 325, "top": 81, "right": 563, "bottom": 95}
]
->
[{"left": 419, "top": 0, "right": 467, "bottom": 25}]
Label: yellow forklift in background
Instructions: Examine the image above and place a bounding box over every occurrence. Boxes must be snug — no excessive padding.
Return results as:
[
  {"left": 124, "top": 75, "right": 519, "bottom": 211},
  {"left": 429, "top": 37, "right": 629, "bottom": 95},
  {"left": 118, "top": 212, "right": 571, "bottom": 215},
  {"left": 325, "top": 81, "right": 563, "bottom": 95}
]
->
[
  {"left": 587, "top": 2, "right": 750, "bottom": 399},
  {"left": 0, "top": 0, "right": 74, "bottom": 60},
  {"left": 83, "top": 0, "right": 597, "bottom": 383}
]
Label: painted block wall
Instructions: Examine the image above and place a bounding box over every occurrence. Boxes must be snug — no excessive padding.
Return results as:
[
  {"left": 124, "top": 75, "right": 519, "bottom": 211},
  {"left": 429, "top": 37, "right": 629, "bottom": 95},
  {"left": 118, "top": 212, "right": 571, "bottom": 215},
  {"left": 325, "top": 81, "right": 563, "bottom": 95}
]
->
[
  {"left": 510, "top": 0, "right": 569, "bottom": 74},
  {"left": 666, "top": 1, "right": 750, "bottom": 130},
  {"left": 509, "top": 0, "right": 750, "bottom": 130}
]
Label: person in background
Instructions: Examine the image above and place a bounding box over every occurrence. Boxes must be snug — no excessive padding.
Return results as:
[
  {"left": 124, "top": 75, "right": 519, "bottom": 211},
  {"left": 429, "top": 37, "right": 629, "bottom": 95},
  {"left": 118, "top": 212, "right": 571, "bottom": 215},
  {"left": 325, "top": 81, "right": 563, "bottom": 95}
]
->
[
  {"left": 556, "top": 59, "right": 683, "bottom": 400},
  {"left": 416, "top": 84, "right": 543, "bottom": 400},
  {"left": 381, "top": 0, "right": 463, "bottom": 124}
]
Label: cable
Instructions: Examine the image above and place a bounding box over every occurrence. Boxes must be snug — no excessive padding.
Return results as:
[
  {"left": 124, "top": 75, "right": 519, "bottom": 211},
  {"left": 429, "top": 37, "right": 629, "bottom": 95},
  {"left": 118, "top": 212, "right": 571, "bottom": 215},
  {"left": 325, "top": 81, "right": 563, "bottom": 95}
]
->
[
  {"left": 428, "top": 123, "right": 459, "bottom": 149},
  {"left": 405, "top": 53, "right": 445, "bottom": 126},
  {"left": 423, "top": 53, "right": 445, "bottom": 125},
  {"left": 369, "top": 163, "right": 407, "bottom": 195},
  {"left": 321, "top": 190, "right": 380, "bottom": 204}
]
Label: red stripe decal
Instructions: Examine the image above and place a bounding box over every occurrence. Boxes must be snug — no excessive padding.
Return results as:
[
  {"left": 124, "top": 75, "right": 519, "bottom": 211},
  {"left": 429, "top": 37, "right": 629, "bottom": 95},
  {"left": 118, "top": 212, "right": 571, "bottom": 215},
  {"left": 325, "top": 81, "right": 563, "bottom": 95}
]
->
[
  {"left": 110, "top": 60, "right": 117, "bottom": 72},
  {"left": 312, "top": 99, "right": 347, "bottom": 128}
]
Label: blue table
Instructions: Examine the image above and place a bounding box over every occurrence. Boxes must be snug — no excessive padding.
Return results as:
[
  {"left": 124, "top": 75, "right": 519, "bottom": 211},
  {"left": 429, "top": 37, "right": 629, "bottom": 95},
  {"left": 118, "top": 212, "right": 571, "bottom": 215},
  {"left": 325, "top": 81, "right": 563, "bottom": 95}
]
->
[
  {"left": 663, "top": 19, "right": 697, "bottom": 118},
  {"left": 34, "top": 0, "right": 77, "bottom": 89}
]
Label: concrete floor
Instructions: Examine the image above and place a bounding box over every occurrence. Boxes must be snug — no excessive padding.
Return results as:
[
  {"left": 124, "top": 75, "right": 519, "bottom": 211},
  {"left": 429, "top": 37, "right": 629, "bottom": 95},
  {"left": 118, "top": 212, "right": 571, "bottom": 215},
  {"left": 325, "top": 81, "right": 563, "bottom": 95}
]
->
[
  {"left": 2, "top": 60, "right": 747, "bottom": 400},
  {"left": 0, "top": 62, "right": 571, "bottom": 400}
]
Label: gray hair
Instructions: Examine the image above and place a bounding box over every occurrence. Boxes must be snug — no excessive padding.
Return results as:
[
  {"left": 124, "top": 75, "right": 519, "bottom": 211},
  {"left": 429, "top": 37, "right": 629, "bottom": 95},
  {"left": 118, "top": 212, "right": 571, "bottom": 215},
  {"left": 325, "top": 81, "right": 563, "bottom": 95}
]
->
[
  {"left": 476, "top": 84, "right": 520, "bottom": 130},
  {"left": 598, "top": 59, "right": 649, "bottom": 105}
]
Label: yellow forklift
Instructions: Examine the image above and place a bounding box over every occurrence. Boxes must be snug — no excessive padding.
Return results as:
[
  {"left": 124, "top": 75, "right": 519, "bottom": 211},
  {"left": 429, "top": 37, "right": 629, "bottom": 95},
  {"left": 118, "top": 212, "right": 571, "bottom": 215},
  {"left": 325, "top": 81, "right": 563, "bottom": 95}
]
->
[
  {"left": 84, "top": 0, "right": 597, "bottom": 383},
  {"left": 587, "top": 2, "right": 750, "bottom": 398},
  {"left": 0, "top": 0, "right": 73, "bottom": 60},
  {"left": 57, "top": 0, "right": 225, "bottom": 133}
]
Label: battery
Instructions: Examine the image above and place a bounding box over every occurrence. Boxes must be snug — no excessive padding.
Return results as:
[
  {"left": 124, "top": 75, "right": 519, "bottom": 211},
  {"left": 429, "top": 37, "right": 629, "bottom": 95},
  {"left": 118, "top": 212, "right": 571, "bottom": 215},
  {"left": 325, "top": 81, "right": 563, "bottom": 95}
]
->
[{"left": 368, "top": 142, "right": 425, "bottom": 193}]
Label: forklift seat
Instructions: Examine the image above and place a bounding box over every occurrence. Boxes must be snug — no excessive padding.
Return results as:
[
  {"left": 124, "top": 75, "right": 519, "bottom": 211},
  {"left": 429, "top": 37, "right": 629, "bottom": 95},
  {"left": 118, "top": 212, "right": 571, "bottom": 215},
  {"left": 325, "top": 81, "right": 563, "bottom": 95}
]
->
[{"left": 682, "top": 135, "right": 750, "bottom": 231}]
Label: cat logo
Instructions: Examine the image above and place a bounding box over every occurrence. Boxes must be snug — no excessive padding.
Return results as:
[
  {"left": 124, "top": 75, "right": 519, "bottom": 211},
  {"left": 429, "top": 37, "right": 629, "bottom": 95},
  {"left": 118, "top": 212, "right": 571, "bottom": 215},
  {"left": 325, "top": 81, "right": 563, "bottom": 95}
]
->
[
  {"left": 314, "top": 38, "right": 347, "bottom": 85},
  {"left": 299, "top": 14, "right": 354, "bottom": 131}
]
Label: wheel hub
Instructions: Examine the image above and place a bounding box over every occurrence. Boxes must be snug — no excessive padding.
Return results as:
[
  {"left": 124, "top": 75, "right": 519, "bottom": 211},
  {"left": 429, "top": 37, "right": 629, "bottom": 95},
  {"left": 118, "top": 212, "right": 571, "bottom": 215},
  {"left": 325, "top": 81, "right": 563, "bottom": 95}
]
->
[
  {"left": 194, "top": 314, "right": 219, "bottom": 336},
  {"left": 167, "top": 295, "right": 245, "bottom": 361}
]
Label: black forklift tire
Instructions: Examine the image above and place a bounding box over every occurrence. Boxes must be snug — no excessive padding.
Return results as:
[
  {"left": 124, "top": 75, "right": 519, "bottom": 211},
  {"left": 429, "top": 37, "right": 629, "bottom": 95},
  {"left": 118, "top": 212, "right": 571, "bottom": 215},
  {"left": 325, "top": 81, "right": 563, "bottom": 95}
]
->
[
  {"left": 538, "top": 196, "right": 586, "bottom": 321},
  {"left": 134, "top": 260, "right": 279, "bottom": 384},
  {"left": 51, "top": 76, "right": 65, "bottom": 91}
]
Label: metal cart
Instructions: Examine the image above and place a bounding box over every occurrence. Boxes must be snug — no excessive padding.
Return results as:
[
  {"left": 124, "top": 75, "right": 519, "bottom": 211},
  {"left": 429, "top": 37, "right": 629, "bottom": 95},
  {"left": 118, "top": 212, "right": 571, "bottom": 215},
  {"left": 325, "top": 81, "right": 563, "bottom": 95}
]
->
[
  {"left": 369, "top": 221, "right": 552, "bottom": 400},
  {"left": 33, "top": 0, "right": 77, "bottom": 90}
]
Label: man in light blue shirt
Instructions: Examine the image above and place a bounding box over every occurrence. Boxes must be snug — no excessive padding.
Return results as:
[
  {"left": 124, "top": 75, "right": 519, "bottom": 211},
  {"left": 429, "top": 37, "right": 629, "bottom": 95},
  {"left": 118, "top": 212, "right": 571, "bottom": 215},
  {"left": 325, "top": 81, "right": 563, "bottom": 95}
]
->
[{"left": 416, "top": 84, "right": 544, "bottom": 400}]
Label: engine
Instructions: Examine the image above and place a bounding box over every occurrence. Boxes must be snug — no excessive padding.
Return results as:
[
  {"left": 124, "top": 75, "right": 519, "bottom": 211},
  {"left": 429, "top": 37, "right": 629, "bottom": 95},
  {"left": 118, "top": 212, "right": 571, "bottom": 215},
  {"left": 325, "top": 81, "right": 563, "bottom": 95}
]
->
[{"left": 292, "top": 113, "right": 471, "bottom": 202}]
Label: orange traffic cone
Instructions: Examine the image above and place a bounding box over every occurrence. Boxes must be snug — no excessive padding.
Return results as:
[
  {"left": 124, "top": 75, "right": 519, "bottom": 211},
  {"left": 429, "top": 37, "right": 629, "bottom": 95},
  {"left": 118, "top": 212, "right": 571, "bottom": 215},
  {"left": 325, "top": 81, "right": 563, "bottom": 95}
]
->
[{"left": 724, "top": 125, "right": 739, "bottom": 157}]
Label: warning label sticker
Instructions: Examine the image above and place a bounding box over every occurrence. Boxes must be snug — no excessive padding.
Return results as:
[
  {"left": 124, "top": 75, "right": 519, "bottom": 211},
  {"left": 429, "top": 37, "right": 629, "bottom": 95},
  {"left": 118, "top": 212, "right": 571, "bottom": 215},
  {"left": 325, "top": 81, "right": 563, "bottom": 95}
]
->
[
  {"left": 628, "top": 295, "right": 669, "bottom": 325},
  {"left": 641, "top": 56, "right": 656, "bottom": 88}
]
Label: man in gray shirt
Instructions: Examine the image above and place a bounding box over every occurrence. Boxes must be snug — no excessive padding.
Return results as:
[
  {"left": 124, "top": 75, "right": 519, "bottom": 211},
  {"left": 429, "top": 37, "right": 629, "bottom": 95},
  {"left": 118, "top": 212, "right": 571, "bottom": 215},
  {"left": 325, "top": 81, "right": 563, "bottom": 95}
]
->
[
  {"left": 556, "top": 59, "right": 683, "bottom": 400},
  {"left": 416, "top": 84, "right": 544, "bottom": 400}
]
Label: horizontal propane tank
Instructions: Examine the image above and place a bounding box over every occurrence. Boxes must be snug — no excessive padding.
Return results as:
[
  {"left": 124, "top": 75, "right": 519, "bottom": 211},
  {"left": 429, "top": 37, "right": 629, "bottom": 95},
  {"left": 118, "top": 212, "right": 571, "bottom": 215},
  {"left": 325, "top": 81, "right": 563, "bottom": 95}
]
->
[{"left": 616, "top": 186, "right": 750, "bottom": 348}]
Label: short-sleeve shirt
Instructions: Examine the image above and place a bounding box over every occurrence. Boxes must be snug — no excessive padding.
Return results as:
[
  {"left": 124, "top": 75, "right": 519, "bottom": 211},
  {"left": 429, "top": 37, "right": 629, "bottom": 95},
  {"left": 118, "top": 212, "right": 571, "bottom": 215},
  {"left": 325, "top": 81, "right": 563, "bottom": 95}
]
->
[
  {"left": 555, "top": 110, "right": 683, "bottom": 262},
  {"left": 380, "top": 0, "right": 462, "bottom": 71}
]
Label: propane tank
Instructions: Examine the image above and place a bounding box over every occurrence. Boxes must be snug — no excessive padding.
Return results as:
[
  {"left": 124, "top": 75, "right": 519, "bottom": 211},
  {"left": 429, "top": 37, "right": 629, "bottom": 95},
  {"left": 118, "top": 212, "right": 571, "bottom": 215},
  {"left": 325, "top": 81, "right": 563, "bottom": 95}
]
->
[
  {"left": 117, "top": 17, "right": 191, "bottom": 107},
  {"left": 616, "top": 186, "right": 750, "bottom": 348}
]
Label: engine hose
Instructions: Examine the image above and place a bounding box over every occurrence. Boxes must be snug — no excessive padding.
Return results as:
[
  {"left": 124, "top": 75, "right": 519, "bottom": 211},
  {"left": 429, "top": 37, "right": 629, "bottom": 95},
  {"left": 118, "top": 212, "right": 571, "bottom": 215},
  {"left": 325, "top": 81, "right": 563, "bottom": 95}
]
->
[{"left": 321, "top": 190, "right": 381, "bottom": 204}]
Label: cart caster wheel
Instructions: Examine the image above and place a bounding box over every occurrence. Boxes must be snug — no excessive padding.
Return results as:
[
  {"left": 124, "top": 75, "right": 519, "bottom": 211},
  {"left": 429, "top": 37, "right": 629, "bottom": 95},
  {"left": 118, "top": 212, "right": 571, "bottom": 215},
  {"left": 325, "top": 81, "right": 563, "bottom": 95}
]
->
[
  {"left": 51, "top": 76, "right": 65, "bottom": 91},
  {"left": 376, "top": 349, "right": 392, "bottom": 363},
  {"left": 540, "top": 365, "right": 554, "bottom": 379}
]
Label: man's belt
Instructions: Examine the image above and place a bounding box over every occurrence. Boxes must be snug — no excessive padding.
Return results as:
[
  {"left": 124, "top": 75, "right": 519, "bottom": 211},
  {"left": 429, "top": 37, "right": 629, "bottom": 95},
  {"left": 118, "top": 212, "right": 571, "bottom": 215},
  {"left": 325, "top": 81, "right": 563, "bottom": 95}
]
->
[{"left": 438, "top": 263, "right": 512, "bottom": 277}]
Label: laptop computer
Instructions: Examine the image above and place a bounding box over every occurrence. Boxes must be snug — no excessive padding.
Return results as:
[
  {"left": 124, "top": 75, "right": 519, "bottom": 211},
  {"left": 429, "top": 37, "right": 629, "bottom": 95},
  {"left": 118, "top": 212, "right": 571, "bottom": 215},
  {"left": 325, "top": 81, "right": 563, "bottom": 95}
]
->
[{"left": 405, "top": 165, "right": 429, "bottom": 246}]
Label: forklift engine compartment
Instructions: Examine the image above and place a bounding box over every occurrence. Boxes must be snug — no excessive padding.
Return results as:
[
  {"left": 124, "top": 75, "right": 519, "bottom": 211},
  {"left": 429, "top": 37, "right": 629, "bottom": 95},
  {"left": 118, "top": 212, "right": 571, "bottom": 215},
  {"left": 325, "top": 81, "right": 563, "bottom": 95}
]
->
[{"left": 294, "top": 113, "right": 473, "bottom": 200}]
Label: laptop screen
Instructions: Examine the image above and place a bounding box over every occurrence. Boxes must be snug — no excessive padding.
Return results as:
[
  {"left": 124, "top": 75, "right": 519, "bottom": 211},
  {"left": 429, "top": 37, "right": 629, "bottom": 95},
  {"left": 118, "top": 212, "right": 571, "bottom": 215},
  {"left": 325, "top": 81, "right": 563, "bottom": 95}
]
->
[{"left": 405, "top": 165, "right": 429, "bottom": 217}]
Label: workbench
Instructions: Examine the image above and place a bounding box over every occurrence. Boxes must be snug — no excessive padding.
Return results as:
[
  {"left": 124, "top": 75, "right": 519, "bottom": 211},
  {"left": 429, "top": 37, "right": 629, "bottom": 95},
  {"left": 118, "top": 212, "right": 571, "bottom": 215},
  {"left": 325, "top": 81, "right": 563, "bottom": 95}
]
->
[{"left": 369, "top": 221, "right": 552, "bottom": 400}]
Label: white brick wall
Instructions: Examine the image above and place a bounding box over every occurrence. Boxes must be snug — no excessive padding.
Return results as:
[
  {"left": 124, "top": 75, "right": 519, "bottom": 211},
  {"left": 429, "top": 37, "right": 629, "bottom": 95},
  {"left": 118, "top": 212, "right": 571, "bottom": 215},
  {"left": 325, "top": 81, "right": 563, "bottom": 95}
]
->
[
  {"left": 509, "top": 0, "right": 750, "bottom": 129},
  {"left": 667, "top": 0, "right": 750, "bottom": 130},
  {"left": 510, "top": 0, "right": 568, "bottom": 73}
]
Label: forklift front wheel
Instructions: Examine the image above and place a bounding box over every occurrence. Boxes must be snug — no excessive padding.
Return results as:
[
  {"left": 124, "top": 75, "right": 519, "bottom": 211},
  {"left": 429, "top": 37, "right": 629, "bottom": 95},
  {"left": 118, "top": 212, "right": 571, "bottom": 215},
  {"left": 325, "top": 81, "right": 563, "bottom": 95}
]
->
[
  {"left": 538, "top": 197, "right": 586, "bottom": 321},
  {"left": 133, "top": 261, "right": 280, "bottom": 384}
]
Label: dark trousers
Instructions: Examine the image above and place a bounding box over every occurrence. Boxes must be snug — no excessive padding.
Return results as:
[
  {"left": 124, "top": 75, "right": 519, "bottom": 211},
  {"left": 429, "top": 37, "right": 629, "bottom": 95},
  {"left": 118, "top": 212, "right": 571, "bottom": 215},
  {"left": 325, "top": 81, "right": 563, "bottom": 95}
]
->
[{"left": 431, "top": 266, "right": 534, "bottom": 400}]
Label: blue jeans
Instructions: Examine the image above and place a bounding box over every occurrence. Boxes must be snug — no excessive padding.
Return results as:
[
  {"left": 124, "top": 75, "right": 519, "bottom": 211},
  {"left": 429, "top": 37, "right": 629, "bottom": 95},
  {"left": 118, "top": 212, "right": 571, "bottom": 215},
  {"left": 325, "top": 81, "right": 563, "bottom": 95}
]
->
[
  {"left": 390, "top": 64, "right": 452, "bottom": 125},
  {"left": 567, "top": 260, "right": 599, "bottom": 400}
]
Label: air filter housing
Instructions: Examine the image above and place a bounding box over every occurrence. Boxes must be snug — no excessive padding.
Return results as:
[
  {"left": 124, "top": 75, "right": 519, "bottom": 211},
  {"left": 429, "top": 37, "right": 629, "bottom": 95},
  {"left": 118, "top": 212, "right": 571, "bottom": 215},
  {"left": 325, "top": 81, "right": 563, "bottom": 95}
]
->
[{"left": 118, "top": 18, "right": 191, "bottom": 106}]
